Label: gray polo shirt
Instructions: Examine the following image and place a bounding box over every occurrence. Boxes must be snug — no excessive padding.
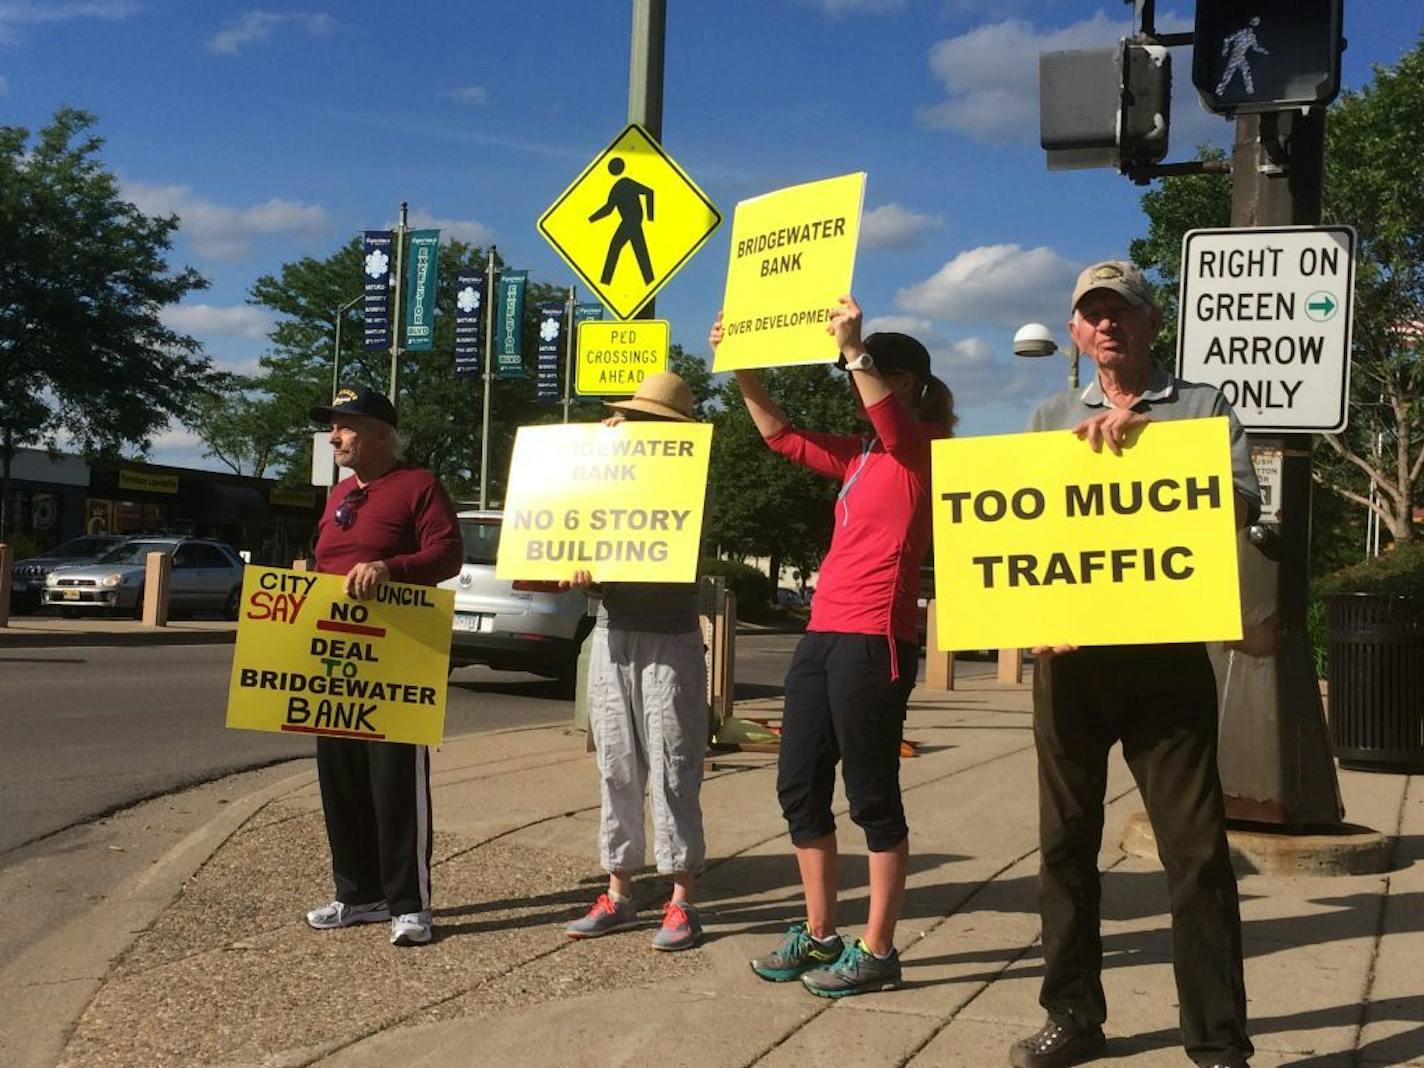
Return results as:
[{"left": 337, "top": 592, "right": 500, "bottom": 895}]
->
[{"left": 1028, "top": 367, "right": 1262, "bottom": 516}]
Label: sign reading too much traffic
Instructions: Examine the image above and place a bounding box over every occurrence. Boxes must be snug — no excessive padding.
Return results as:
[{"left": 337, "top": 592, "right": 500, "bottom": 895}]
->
[
  {"left": 930, "top": 419, "right": 1243, "bottom": 651},
  {"left": 226, "top": 566, "right": 455, "bottom": 747},
  {"left": 497, "top": 422, "right": 712, "bottom": 583},
  {"left": 714, "top": 172, "right": 864, "bottom": 371}
]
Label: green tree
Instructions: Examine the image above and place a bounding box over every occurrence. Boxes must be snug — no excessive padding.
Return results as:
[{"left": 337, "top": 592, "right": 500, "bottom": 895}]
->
[
  {"left": 707, "top": 365, "right": 860, "bottom": 594},
  {"left": 0, "top": 109, "right": 220, "bottom": 535}
]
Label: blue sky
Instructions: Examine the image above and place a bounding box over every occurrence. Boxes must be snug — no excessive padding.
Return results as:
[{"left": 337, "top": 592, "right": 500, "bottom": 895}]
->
[{"left": 2, "top": 0, "right": 1409, "bottom": 470}]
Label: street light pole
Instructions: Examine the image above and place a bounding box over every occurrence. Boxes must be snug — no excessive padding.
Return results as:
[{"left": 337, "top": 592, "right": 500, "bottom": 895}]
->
[
  {"left": 628, "top": 0, "right": 664, "bottom": 323},
  {"left": 330, "top": 294, "right": 363, "bottom": 399}
]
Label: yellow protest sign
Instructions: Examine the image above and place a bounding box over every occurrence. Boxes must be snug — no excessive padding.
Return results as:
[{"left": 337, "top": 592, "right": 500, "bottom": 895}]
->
[
  {"left": 496, "top": 422, "right": 713, "bottom": 583},
  {"left": 930, "top": 418, "right": 1243, "bottom": 650},
  {"left": 225, "top": 566, "right": 455, "bottom": 746},
  {"left": 537, "top": 123, "right": 721, "bottom": 320},
  {"left": 713, "top": 172, "right": 865, "bottom": 372},
  {"left": 577, "top": 319, "right": 669, "bottom": 396}
]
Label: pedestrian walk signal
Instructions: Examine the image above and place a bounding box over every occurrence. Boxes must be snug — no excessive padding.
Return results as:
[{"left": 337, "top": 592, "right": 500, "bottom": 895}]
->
[
  {"left": 537, "top": 124, "right": 721, "bottom": 320},
  {"left": 1192, "top": 0, "right": 1343, "bottom": 115}
]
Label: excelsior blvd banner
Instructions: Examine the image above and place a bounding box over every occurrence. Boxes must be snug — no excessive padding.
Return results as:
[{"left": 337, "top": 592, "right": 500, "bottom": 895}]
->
[
  {"left": 226, "top": 566, "right": 455, "bottom": 746},
  {"left": 496, "top": 422, "right": 713, "bottom": 583},
  {"left": 930, "top": 418, "right": 1243, "bottom": 651},
  {"left": 713, "top": 172, "right": 864, "bottom": 372}
]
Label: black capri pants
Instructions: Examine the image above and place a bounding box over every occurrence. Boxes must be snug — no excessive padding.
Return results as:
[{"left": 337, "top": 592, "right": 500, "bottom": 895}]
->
[{"left": 777, "top": 632, "right": 917, "bottom": 852}]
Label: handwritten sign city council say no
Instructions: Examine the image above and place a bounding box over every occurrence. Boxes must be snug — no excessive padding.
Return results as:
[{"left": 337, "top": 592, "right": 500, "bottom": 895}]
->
[
  {"left": 930, "top": 418, "right": 1243, "bottom": 651},
  {"left": 496, "top": 422, "right": 712, "bottom": 584},
  {"left": 225, "top": 566, "right": 455, "bottom": 746}
]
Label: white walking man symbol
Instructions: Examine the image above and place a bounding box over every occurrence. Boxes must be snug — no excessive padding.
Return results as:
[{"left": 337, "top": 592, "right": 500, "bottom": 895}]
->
[{"left": 1216, "top": 16, "right": 1270, "bottom": 97}]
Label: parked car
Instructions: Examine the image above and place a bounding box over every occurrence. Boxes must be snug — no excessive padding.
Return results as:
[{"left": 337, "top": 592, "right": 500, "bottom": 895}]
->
[
  {"left": 43, "top": 537, "right": 245, "bottom": 619},
  {"left": 440, "top": 510, "right": 594, "bottom": 694},
  {"left": 8, "top": 534, "right": 126, "bottom": 613},
  {"left": 775, "top": 586, "right": 808, "bottom": 609}
]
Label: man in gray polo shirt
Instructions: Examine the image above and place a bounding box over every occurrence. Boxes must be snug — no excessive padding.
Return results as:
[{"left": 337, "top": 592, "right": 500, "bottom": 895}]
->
[{"left": 1010, "top": 262, "right": 1260, "bottom": 1068}]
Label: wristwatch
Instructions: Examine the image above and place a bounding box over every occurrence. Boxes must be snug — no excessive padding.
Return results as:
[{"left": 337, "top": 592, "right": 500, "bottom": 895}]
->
[{"left": 839, "top": 350, "right": 874, "bottom": 372}]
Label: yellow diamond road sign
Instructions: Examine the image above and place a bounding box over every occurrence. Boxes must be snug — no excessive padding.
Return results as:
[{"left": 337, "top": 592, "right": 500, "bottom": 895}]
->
[{"left": 537, "top": 123, "right": 721, "bottom": 321}]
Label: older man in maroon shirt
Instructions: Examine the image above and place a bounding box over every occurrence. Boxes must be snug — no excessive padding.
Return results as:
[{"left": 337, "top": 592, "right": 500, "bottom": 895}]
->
[{"left": 303, "top": 385, "right": 462, "bottom": 947}]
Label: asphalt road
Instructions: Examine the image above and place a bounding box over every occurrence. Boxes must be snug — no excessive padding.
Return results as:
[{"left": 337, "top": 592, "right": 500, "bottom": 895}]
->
[{"left": 0, "top": 630, "right": 989, "bottom": 857}]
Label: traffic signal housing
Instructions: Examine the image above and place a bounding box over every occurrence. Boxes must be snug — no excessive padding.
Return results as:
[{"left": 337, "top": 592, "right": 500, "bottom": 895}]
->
[
  {"left": 1192, "top": 0, "right": 1344, "bottom": 115},
  {"left": 1040, "top": 40, "right": 1171, "bottom": 174}
]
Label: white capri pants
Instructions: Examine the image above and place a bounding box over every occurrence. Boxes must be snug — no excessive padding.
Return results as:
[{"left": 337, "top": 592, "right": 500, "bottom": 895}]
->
[{"left": 589, "top": 627, "right": 709, "bottom": 874}]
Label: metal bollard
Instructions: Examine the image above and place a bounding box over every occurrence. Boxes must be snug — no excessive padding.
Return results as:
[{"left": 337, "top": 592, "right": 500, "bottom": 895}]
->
[
  {"left": 0, "top": 543, "right": 11, "bottom": 628},
  {"left": 141, "top": 550, "right": 171, "bottom": 627}
]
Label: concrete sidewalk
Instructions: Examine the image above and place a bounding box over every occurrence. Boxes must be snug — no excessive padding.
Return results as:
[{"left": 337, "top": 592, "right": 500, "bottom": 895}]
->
[{"left": 10, "top": 678, "right": 1421, "bottom": 1068}]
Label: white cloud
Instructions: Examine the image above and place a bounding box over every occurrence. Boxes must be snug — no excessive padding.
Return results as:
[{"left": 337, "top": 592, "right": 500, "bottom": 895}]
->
[
  {"left": 406, "top": 209, "right": 494, "bottom": 247},
  {"left": 794, "top": 0, "right": 905, "bottom": 13},
  {"left": 160, "top": 303, "right": 273, "bottom": 341},
  {"left": 860, "top": 203, "right": 944, "bottom": 251},
  {"left": 864, "top": 314, "right": 936, "bottom": 337},
  {"left": 917, "top": 13, "right": 1126, "bottom": 142},
  {"left": 896, "top": 243, "right": 1080, "bottom": 329},
  {"left": 0, "top": 1, "right": 140, "bottom": 44},
  {"left": 206, "top": 10, "right": 334, "bottom": 55},
  {"left": 447, "top": 85, "right": 489, "bottom": 106},
  {"left": 123, "top": 181, "right": 329, "bottom": 260}
]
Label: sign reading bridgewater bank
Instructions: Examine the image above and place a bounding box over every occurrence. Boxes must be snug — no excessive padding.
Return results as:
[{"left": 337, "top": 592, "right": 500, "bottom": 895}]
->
[{"left": 225, "top": 566, "right": 455, "bottom": 747}]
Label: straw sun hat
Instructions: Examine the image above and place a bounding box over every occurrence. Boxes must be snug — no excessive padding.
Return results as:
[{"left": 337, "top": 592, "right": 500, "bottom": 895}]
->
[{"left": 605, "top": 371, "right": 696, "bottom": 422}]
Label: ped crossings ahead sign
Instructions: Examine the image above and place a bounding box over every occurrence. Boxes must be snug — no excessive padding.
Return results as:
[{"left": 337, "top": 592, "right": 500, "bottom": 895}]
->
[
  {"left": 1177, "top": 225, "right": 1355, "bottom": 433},
  {"left": 537, "top": 123, "right": 721, "bottom": 320}
]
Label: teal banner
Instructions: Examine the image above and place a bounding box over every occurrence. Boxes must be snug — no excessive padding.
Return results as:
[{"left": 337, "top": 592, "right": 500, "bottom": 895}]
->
[
  {"left": 574, "top": 301, "right": 604, "bottom": 326},
  {"left": 494, "top": 270, "right": 528, "bottom": 378},
  {"left": 402, "top": 229, "right": 440, "bottom": 351}
]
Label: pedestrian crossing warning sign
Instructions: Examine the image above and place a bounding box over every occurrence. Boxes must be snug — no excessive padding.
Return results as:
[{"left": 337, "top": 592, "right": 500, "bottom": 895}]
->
[{"left": 537, "top": 123, "right": 721, "bottom": 320}]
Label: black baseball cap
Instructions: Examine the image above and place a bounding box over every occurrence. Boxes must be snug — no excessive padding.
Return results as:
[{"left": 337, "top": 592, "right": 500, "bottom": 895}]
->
[
  {"left": 864, "top": 332, "right": 932, "bottom": 379},
  {"left": 310, "top": 384, "right": 398, "bottom": 429}
]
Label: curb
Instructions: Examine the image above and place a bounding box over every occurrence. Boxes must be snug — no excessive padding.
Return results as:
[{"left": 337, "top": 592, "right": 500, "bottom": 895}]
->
[{"left": 0, "top": 626, "right": 237, "bottom": 649}]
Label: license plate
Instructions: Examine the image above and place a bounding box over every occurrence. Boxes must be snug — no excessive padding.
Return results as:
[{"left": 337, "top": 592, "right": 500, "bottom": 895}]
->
[
  {"left": 63, "top": 589, "right": 81, "bottom": 600},
  {"left": 453, "top": 612, "right": 493, "bottom": 633}
]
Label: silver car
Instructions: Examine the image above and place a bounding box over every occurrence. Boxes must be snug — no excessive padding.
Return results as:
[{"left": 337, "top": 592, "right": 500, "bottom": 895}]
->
[
  {"left": 440, "top": 510, "right": 593, "bottom": 693},
  {"left": 43, "top": 537, "right": 245, "bottom": 619}
]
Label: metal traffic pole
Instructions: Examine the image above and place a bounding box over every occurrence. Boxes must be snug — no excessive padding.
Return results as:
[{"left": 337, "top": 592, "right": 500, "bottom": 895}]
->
[
  {"left": 387, "top": 201, "right": 408, "bottom": 409},
  {"left": 562, "top": 285, "right": 576, "bottom": 424},
  {"left": 331, "top": 294, "right": 362, "bottom": 399},
  {"left": 478, "top": 245, "right": 498, "bottom": 510},
  {"left": 628, "top": 0, "right": 664, "bottom": 323}
]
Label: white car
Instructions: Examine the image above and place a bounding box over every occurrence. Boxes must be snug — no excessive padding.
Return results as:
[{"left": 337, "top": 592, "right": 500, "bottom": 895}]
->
[{"left": 440, "top": 511, "right": 594, "bottom": 694}]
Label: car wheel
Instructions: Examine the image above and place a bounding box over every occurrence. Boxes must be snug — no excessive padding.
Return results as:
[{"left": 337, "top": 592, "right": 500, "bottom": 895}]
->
[
  {"left": 554, "top": 660, "right": 579, "bottom": 699},
  {"left": 223, "top": 586, "right": 241, "bottom": 621},
  {"left": 131, "top": 587, "right": 145, "bottom": 620}
]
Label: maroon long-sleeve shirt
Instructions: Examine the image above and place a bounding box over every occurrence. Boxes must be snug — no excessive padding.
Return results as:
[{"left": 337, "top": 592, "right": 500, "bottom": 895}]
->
[{"left": 315, "top": 463, "right": 463, "bottom": 585}]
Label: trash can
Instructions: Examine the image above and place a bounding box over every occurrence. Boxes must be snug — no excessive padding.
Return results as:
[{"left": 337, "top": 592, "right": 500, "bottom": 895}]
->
[{"left": 1326, "top": 593, "right": 1424, "bottom": 773}]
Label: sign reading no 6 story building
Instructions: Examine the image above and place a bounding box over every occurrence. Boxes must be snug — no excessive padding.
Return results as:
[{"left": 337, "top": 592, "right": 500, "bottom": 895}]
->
[{"left": 1177, "top": 225, "right": 1355, "bottom": 433}]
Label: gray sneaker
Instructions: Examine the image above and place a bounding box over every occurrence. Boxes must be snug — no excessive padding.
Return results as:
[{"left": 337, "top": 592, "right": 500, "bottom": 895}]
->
[
  {"left": 566, "top": 893, "right": 639, "bottom": 938},
  {"left": 800, "top": 938, "right": 902, "bottom": 997},
  {"left": 390, "top": 910, "right": 433, "bottom": 946},
  {"left": 750, "top": 922, "right": 845, "bottom": 982},
  {"left": 306, "top": 899, "right": 389, "bottom": 930},
  {"left": 650, "top": 900, "right": 702, "bottom": 951}
]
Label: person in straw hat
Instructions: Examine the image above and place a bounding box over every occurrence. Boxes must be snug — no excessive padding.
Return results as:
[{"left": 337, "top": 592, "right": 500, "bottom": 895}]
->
[{"left": 561, "top": 371, "right": 712, "bottom": 952}]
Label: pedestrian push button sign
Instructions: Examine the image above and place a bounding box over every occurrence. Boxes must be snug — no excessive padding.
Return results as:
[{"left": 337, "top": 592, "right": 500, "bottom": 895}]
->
[{"left": 537, "top": 123, "right": 721, "bottom": 321}]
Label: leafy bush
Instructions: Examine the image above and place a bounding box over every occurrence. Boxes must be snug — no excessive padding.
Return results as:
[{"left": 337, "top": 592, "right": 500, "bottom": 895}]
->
[
  {"left": 1309, "top": 543, "right": 1424, "bottom": 677},
  {"left": 700, "top": 557, "right": 773, "bottom": 621}
]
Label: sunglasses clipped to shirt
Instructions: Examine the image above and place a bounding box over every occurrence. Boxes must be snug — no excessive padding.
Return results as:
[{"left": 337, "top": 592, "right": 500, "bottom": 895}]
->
[{"left": 333, "top": 486, "right": 368, "bottom": 530}]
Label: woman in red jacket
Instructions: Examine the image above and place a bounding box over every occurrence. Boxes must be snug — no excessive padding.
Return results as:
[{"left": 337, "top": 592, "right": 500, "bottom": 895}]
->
[{"left": 710, "top": 296, "right": 954, "bottom": 998}]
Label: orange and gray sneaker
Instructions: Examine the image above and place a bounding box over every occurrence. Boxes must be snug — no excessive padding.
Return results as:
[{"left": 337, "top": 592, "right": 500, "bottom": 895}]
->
[
  {"left": 650, "top": 900, "right": 702, "bottom": 951},
  {"left": 566, "top": 893, "right": 639, "bottom": 938}
]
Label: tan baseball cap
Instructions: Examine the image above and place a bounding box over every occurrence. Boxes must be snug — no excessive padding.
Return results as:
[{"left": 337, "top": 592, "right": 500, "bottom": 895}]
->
[
  {"left": 1070, "top": 260, "right": 1156, "bottom": 313},
  {"left": 605, "top": 371, "right": 696, "bottom": 422}
]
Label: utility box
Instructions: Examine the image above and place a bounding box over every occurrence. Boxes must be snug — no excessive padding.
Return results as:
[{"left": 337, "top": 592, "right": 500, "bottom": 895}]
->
[{"left": 1040, "top": 40, "right": 1170, "bottom": 173}]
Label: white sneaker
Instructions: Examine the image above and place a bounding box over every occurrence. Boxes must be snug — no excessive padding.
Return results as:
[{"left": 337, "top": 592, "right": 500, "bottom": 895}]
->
[
  {"left": 390, "top": 910, "right": 434, "bottom": 946},
  {"left": 306, "top": 899, "right": 389, "bottom": 930}
]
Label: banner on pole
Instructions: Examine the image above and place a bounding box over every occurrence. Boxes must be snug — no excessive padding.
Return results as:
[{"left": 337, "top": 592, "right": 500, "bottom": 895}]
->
[
  {"left": 454, "top": 271, "right": 485, "bottom": 378},
  {"left": 536, "top": 302, "right": 563, "bottom": 402},
  {"left": 713, "top": 172, "right": 865, "bottom": 372},
  {"left": 402, "top": 229, "right": 440, "bottom": 351},
  {"left": 362, "top": 231, "right": 393, "bottom": 352},
  {"left": 929, "top": 418, "right": 1243, "bottom": 651},
  {"left": 225, "top": 565, "right": 456, "bottom": 747},
  {"left": 497, "top": 422, "right": 713, "bottom": 583},
  {"left": 494, "top": 270, "right": 528, "bottom": 378},
  {"left": 575, "top": 302, "right": 605, "bottom": 326}
]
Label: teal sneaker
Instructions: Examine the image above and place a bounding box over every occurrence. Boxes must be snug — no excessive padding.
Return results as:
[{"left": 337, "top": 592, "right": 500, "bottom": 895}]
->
[
  {"left": 750, "top": 922, "right": 844, "bottom": 982},
  {"left": 800, "top": 938, "right": 902, "bottom": 998}
]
